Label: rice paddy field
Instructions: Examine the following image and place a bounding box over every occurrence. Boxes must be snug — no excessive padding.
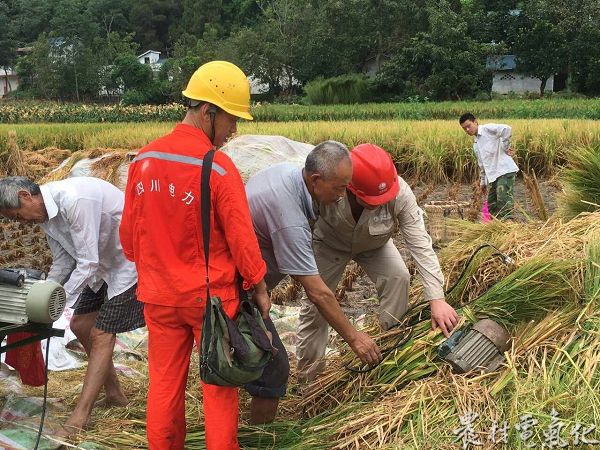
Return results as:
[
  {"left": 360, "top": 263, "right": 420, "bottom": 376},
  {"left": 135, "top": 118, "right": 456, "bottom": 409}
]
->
[
  {"left": 2, "top": 118, "right": 600, "bottom": 184},
  {"left": 2, "top": 98, "right": 600, "bottom": 123},
  {"left": 1, "top": 103, "right": 600, "bottom": 449}
]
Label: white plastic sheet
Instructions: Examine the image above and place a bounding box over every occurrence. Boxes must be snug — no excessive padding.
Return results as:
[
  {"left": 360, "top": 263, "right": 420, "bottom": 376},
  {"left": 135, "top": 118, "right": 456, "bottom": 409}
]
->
[
  {"left": 55, "top": 135, "right": 313, "bottom": 186},
  {"left": 221, "top": 135, "right": 313, "bottom": 182}
]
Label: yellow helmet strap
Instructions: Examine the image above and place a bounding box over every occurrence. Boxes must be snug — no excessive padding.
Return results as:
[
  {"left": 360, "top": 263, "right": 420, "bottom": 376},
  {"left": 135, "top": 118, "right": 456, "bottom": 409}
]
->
[{"left": 209, "top": 106, "right": 216, "bottom": 145}]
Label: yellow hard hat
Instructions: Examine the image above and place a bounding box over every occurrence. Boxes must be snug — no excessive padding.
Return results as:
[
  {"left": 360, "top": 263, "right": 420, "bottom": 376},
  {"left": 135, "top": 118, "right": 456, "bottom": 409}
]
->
[{"left": 182, "top": 60, "right": 253, "bottom": 120}]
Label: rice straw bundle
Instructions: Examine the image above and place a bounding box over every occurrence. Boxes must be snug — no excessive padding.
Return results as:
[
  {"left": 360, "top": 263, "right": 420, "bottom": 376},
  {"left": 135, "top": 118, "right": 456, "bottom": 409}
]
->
[
  {"left": 1, "top": 130, "right": 28, "bottom": 176},
  {"left": 300, "top": 214, "right": 599, "bottom": 416}
]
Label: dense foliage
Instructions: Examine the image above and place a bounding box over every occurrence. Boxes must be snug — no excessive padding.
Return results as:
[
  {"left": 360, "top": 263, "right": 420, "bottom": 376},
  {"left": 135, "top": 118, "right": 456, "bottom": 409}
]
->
[{"left": 1, "top": 0, "right": 600, "bottom": 102}]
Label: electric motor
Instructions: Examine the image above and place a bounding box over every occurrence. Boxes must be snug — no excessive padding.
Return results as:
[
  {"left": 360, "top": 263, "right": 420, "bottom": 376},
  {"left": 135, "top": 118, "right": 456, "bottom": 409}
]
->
[{"left": 0, "top": 269, "right": 66, "bottom": 324}]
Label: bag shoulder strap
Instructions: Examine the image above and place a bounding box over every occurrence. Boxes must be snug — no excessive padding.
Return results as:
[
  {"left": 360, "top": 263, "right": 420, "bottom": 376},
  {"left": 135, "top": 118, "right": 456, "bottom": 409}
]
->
[{"left": 201, "top": 148, "right": 216, "bottom": 301}]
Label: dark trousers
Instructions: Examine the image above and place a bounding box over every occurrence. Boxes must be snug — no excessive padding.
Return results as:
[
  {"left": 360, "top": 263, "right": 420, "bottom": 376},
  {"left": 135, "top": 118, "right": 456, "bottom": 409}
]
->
[{"left": 488, "top": 172, "right": 516, "bottom": 219}]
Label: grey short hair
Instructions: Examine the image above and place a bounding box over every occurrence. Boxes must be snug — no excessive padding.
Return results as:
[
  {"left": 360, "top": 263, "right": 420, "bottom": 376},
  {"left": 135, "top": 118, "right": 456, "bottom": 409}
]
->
[
  {"left": 0, "top": 177, "right": 41, "bottom": 210},
  {"left": 305, "top": 140, "right": 350, "bottom": 179}
]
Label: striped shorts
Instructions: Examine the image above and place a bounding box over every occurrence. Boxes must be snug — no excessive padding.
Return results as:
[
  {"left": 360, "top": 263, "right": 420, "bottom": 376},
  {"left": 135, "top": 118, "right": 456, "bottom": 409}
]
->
[{"left": 73, "top": 283, "right": 145, "bottom": 334}]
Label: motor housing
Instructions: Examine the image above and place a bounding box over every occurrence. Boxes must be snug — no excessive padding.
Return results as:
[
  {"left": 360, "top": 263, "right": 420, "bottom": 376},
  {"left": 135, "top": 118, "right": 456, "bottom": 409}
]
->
[
  {"left": 0, "top": 270, "right": 65, "bottom": 324},
  {"left": 438, "top": 319, "right": 511, "bottom": 373}
]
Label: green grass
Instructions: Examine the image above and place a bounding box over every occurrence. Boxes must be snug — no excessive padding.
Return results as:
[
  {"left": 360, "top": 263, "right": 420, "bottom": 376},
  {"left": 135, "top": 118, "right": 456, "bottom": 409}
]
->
[{"left": 559, "top": 144, "right": 600, "bottom": 218}]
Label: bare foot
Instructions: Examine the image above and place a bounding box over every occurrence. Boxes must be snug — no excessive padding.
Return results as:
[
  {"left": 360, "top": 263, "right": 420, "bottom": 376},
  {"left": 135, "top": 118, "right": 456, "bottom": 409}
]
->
[
  {"left": 95, "top": 393, "right": 129, "bottom": 408},
  {"left": 55, "top": 410, "right": 91, "bottom": 439},
  {"left": 53, "top": 422, "right": 83, "bottom": 439}
]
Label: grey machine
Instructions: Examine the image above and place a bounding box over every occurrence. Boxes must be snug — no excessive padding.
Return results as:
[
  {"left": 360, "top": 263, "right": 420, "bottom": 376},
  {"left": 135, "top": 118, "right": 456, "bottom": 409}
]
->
[
  {"left": 438, "top": 319, "right": 511, "bottom": 373},
  {"left": 0, "top": 268, "right": 66, "bottom": 325}
]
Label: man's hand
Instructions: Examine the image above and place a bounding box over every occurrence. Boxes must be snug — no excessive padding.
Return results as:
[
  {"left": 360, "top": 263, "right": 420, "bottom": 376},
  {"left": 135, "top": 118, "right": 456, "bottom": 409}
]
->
[
  {"left": 296, "top": 274, "right": 382, "bottom": 366},
  {"left": 506, "top": 147, "right": 515, "bottom": 157},
  {"left": 252, "top": 280, "right": 271, "bottom": 319},
  {"left": 429, "top": 298, "right": 460, "bottom": 338},
  {"left": 348, "top": 331, "right": 383, "bottom": 366}
]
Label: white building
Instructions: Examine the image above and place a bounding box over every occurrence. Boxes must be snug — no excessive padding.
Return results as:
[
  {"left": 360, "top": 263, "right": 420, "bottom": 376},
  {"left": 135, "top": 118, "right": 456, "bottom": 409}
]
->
[
  {"left": 0, "top": 67, "right": 19, "bottom": 98},
  {"left": 249, "top": 75, "right": 269, "bottom": 95},
  {"left": 487, "top": 55, "right": 554, "bottom": 95},
  {"left": 137, "top": 50, "right": 164, "bottom": 72}
]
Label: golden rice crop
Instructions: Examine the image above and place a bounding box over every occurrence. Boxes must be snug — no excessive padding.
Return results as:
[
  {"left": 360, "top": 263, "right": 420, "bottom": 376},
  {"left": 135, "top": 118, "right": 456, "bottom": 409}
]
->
[{"left": 2, "top": 119, "right": 600, "bottom": 183}]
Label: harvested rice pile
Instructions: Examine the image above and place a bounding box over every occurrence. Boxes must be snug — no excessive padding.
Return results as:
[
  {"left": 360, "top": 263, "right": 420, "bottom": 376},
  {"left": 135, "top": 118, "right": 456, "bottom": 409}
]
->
[{"left": 1, "top": 136, "right": 599, "bottom": 449}]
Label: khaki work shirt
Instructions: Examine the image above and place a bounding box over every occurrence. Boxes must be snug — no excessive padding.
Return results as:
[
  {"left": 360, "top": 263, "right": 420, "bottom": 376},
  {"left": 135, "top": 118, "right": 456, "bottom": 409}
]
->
[{"left": 313, "top": 177, "right": 445, "bottom": 300}]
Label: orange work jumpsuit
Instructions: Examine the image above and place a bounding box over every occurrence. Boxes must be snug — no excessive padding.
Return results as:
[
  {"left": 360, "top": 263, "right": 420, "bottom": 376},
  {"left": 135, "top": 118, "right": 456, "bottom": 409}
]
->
[{"left": 120, "top": 123, "right": 267, "bottom": 449}]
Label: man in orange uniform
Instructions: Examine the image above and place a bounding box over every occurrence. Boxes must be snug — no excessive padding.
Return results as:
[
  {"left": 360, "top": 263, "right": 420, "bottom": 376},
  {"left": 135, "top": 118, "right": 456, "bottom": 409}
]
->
[{"left": 120, "top": 61, "right": 269, "bottom": 450}]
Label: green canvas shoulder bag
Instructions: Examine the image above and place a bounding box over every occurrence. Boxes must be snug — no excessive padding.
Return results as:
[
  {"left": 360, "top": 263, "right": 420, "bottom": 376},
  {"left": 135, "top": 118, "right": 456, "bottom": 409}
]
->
[{"left": 199, "top": 148, "right": 275, "bottom": 387}]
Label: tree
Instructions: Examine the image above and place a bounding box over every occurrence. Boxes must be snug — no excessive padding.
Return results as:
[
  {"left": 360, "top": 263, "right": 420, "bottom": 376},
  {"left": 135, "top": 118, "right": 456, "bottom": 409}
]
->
[
  {"left": 228, "top": 0, "right": 314, "bottom": 96},
  {"left": 129, "top": 0, "right": 180, "bottom": 53},
  {"left": 0, "top": 1, "right": 16, "bottom": 95},
  {"left": 544, "top": 0, "right": 600, "bottom": 95},
  {"left": 374, "top": 0, "right": 489, "bottom": 100},
  {"left": 467, "top": 0, "right": 521, "bottom": 46},
  {"left": 95, "top": 31, "right": 139, "bottom": 99},
  {"left": 46, "top": 0, "right": 103, "bottom": 100},
  {"left": 88, "top": 0, "right": 131, "bottom": 37},
  {"left": 9, "top": 0, "right": 53, "bottom": 46},
  {"left": 513, "top": 0, "right": 566, "bottom": 96},
  {"left": 110, "top": 54, "right": 153, "bottom": 91},
  {"left": 15, "top": 35, "right": 60, "bottom": 99}
]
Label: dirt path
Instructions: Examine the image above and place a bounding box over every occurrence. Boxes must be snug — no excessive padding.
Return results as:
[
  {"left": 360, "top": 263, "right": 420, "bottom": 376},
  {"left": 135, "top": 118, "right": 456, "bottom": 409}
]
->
[{"left": 411, "top": 176, "right": 562, "bottom": 221}]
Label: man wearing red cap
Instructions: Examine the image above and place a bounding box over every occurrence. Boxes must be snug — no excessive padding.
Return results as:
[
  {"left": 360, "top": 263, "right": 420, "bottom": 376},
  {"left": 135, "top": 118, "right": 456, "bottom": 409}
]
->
[{"left": 296, "top": 143, "right": 459, "bottom": 382}]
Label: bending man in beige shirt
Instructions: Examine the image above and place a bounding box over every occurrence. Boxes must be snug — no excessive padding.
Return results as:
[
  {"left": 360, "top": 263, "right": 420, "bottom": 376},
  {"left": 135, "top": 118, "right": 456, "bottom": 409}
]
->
[{"left": 297, "top": 143, "right": 459, "bottom": 382}]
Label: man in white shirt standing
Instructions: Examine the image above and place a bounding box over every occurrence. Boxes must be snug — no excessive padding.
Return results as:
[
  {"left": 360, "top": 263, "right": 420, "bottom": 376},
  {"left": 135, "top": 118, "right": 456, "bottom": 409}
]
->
[
  {"left": 459, "top": 112, "right": 519, "bottom": 219},
  {"left": 0, "top": 176, "right": 144, "bottom": 435}
]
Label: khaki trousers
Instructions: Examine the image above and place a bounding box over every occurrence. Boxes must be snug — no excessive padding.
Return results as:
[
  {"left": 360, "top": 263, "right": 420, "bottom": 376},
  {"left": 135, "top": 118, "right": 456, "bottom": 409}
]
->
[{"left": 296, "top": 239, "right": 410, "bottom": 382}]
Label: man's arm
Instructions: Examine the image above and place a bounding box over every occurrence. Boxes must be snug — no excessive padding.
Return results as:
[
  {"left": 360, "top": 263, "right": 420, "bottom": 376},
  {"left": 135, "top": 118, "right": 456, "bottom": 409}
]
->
[
  {"left": 268, "top": 223, "right": 382, "bottom": 365},
  {"left": 395, "top": 188, "right": 459, "bottom": 337},
  {"left": 45, "top": 235, "right": 78, "bottom": 307},
  {"left": 251, "top": 279, "right": 270, "bottom": 319},
  {"left": 293, "top": 274, "right": 382, "bottom": 366},
  {"left": 45, "top": 235, "right": 75, "bottom": 285},
  {"left": 487, "top": 124, "right": 513, "bottom": 154},
  {"left": 213, "top": 155, "right": 269, "bottom": 310},
  {"left": 61, "top": 198, "right": 102, "bottom": 303},
  {"left": 473, "top": 145, "right": 487, "bottom": 191}
]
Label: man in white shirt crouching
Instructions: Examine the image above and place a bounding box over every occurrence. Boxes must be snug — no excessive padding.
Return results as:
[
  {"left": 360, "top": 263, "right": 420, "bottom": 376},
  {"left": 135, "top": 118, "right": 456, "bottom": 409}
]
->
[
  {"left": 459, "top": 112, "right": 519, "bottom": 219},
  {"left": 0, "top": 176, "right": 144, "bottom": 435}
]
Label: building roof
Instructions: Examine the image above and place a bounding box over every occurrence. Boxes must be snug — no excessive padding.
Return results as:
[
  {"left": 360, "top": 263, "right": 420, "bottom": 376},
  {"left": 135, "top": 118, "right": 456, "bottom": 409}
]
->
[
  {"left": 486, "top": 55, "right": 516, "bottom": 71},
  {"left": 48, "top": 37, "right": 67, "bottom": 46},
  {"left": 137, "top": 50, "right": 161, "bottom": 58}
]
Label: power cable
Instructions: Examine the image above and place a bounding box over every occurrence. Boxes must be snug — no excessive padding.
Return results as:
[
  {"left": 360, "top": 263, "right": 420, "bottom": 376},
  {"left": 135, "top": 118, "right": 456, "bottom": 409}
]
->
[
  {"left": 33, "top": 335, "right": 51, "bottom": 450},
  {"left": 344, "top": 244, "right": 513, "bottom": 373}
]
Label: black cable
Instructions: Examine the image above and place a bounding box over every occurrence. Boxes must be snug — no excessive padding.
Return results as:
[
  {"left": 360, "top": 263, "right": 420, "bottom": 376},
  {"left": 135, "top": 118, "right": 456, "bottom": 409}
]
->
[
  {"left": 344, "top": 243, "right": 513, "bottom": 373},
  {"left": 33, "top": 336, "right": 51, "bottom": 450},
  {"left": 444, "top": 243, "right": 513, "bottom": 296}
]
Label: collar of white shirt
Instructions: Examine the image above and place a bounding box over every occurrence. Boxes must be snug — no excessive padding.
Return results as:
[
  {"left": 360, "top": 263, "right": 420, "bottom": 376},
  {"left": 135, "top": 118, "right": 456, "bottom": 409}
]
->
[{"left": 40, "top": 184, "right": 59, "bottom": 220}]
